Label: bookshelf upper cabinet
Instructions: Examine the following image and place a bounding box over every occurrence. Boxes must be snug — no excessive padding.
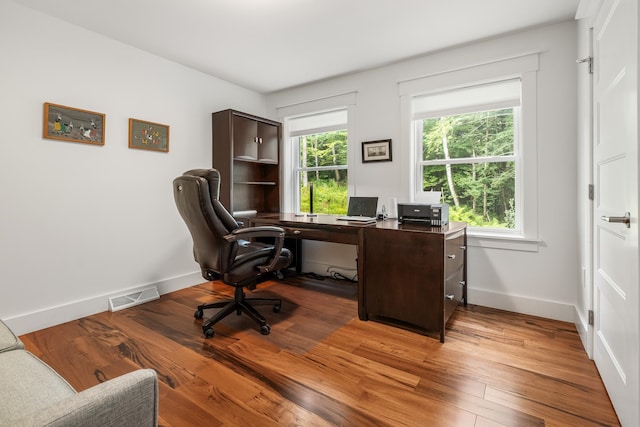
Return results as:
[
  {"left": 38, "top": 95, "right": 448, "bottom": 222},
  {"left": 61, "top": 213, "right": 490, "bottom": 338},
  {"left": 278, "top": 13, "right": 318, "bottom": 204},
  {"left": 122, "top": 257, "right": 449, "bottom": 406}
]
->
[
  {"left": 232, "top": 115, "right": 279, "bottom": 162},
  {"left": 212, "top": 109, "right": 281, "bottom": 216}
]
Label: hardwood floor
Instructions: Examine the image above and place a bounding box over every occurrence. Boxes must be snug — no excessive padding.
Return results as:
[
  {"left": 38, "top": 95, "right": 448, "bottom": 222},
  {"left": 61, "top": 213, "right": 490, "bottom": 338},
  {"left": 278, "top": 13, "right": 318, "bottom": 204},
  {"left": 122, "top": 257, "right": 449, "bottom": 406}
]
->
[{"left": 20, "top": 275, "right": 619, "bottom": 426}]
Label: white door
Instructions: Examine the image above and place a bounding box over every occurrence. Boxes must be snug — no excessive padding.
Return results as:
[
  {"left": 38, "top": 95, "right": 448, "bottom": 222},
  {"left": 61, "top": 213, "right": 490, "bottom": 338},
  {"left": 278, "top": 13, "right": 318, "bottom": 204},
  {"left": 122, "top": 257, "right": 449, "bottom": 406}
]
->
[{"left": 592, "top": 0, "right": 639, "bottom": 425}]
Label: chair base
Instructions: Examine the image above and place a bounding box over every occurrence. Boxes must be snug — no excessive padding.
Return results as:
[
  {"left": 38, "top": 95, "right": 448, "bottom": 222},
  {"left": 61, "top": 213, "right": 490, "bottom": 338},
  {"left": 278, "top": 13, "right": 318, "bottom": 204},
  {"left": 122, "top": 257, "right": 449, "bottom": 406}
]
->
[{"left": 194, "top": 286, "right": 281, "bottom": 338}]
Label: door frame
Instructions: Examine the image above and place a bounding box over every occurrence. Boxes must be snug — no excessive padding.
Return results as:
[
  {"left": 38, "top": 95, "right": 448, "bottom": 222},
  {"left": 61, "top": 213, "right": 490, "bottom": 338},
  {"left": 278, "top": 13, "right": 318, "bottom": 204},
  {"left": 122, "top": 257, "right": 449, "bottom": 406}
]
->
[{"left": 576, "top": 4, "right": 598, "bottom": 359}]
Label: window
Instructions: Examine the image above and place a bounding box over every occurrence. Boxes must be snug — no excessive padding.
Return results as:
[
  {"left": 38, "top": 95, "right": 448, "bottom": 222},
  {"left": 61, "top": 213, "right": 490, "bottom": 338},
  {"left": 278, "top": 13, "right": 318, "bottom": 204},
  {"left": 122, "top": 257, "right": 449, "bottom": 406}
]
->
[
  {"left": 400, "top": 53, "right": 539, "bottom": 249},
  {"left": 413, "top": 79, "right": 520, "bottom": 231},
  {"left": 288, "top": 109, "right": 348, "bottom": 214}
]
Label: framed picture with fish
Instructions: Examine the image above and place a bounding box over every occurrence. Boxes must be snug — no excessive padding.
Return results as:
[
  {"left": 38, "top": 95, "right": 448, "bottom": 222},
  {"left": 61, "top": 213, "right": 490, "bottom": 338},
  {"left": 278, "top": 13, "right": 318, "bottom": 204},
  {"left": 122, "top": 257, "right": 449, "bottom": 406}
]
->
[
  {"left": 43, "top": 102, "right": 105, "bottom": 146},
  {"left": 128, "top": 118, "right": 170, "bottom": 152}
]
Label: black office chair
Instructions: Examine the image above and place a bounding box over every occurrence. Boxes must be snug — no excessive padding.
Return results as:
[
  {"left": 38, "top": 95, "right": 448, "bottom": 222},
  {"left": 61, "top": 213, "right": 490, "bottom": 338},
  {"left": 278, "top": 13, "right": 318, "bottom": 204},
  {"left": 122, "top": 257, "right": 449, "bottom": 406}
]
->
[{"left": 173, "top": 169, "right": 292, "bottom": 338}]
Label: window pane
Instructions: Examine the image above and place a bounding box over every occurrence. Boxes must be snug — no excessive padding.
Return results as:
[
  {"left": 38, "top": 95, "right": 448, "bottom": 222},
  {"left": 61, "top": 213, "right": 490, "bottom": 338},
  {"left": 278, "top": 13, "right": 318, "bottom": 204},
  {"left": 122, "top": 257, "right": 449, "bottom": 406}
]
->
[
  {"left": 422, "top": 162, "right": 515, "bottom": 229},
  {"left": 422, "top": 109, "right": 514, "bottom": 161},
  {"left": 298, "top": 131, "right": 347, "bottom": 168},
  {"left": 299, "top": 170, "right": 348, "bottom": 215},
  {"left": 296, "top": 129, "right": 348, "bottom": 214}
]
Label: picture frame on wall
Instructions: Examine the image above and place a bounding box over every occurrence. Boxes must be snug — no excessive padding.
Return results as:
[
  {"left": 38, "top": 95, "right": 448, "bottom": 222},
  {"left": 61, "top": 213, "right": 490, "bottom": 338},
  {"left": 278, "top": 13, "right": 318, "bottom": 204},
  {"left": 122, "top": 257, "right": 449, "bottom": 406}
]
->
[
  {"left": 128, "top": 118, "right": 170, "bottom": 152},
  {"left": 43, "top": 102, "right": 105, "bottom": 146},
  {"left": 362, "top": 139, "right": 392, "bottom": 163}
]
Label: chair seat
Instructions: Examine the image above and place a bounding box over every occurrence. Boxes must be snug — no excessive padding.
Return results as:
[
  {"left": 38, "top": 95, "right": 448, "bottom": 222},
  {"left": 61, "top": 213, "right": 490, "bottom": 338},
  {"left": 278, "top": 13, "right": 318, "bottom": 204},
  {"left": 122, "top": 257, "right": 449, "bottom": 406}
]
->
[
  {"left": 225, "top": 242, "right": 292, "bottom": 286},
  {"left": 234, "top": 240, "right": 275, "bottom": 264}
]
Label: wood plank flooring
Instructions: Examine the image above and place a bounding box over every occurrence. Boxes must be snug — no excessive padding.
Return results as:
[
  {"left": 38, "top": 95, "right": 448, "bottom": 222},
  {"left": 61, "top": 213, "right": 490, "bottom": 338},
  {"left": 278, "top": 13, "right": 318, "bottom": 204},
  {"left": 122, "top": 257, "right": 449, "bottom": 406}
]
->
[{"left": 19, "top": 275, "right": 620, "bottom": 426}]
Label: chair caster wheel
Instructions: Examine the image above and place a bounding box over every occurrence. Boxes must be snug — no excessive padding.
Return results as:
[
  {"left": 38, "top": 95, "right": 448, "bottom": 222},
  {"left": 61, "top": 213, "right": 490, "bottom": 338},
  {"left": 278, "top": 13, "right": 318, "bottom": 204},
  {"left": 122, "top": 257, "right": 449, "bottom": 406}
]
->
[
  {"left": 273, "top": 304, "right": 281, "bottom": 313},
  {"left": 204, "top": 328, "right": 214, "bottom": 338},
  {"left": 194, "top": 310, "right": 204, "bottom": 319},
  {"left": 260, "top": 324, "right": 271, "bottom": 335}
]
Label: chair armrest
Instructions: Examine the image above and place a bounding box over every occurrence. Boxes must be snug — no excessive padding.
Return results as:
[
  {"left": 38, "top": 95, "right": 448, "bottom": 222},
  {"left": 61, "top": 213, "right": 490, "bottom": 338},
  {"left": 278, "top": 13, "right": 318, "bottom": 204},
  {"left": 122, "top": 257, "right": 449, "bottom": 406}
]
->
[
  {"left": 225, "top": 226, "right": 287, "bottom": 273},
  {"left": 224, "top": 225, "right": 285, "bottom": 241},
  {"left": 6, "top": 369, "right": 158, "bottom": 427}
]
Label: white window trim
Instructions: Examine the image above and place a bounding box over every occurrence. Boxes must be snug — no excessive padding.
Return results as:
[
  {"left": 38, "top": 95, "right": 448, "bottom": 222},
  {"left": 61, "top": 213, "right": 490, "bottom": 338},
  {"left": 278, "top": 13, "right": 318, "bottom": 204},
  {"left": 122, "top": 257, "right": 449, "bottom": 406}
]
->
[
  {"left": 399, "top": 53, "right": 540, "bottom": 252},
  {"left": 277, "top": 92, "right": 357, "bottom": 214}
]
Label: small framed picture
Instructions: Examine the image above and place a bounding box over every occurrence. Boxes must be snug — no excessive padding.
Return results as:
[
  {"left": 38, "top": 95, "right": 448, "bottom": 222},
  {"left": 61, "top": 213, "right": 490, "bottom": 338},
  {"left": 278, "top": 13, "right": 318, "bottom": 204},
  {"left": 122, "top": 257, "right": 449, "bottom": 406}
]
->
[
  {"left": 128, "top": 118, "right": 170, "bottom": 152},
  {"left": 43, "top": 102, "right": 105, "bottom": 145},
  {"left": 362, "top": 139, "right": 392, "bottom": 163}
]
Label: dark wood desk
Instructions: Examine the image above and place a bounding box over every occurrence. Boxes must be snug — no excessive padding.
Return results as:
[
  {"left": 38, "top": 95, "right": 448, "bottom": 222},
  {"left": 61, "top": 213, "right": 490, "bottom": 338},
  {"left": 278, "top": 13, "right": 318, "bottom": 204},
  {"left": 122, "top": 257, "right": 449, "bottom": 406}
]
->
[{"left": 250, "top": 213, "right": 467, "bottom": 342}]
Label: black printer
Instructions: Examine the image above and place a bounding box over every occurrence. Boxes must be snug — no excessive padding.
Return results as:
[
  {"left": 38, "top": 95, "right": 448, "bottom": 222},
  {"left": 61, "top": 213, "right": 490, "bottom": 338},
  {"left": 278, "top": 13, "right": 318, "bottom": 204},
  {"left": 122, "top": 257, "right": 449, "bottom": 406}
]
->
[{"left": 397, "top": 203, "right": 449, "bottom": 226}]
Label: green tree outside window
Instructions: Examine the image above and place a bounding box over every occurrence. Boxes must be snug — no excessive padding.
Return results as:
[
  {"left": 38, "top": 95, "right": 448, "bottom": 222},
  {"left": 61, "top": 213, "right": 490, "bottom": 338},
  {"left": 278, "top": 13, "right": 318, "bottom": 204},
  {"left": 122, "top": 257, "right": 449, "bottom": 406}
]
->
[{"left": 421, "top": 109, "right": 516, "bottom": 228}]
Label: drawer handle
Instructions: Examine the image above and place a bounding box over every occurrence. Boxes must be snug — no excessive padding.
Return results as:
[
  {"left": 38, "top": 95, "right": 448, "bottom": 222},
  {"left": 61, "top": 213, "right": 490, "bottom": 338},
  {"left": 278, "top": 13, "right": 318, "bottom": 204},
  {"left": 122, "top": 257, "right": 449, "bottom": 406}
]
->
[
  {"left": 446, "top": 294, "right": 455, "bottom": 300},
  {"left": 461, "top": 245, "right": 467, "bottom": 250},
  {"left": 293, "top": 230, "right": 302, "bottom": 235},
  {"left": 459, "top": 280, "right": 466, "bottom": 286},
  {"left": 447, "top": 254, "right": 456, "bottom": 259}
]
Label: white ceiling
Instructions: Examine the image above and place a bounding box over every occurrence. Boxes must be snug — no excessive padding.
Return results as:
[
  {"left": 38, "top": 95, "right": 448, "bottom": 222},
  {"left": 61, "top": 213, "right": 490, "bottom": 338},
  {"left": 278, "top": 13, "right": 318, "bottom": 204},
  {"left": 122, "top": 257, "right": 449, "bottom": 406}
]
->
[{"left": 16, "top": 0, "right": 580, "bottom": 93}]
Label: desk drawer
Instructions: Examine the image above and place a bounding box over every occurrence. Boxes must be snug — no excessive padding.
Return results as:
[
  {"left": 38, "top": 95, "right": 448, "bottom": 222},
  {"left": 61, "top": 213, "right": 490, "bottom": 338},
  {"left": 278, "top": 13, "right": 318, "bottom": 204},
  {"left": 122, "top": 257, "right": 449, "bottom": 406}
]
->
[
  {"left": 444, "top": 266, "right": 465, "bottom": 324},
  {"left": 281, "top": 226, "right": 329, "bottom": 241},
  {"left": 445, "top": 231, "right": 466, "bottom": 277}
]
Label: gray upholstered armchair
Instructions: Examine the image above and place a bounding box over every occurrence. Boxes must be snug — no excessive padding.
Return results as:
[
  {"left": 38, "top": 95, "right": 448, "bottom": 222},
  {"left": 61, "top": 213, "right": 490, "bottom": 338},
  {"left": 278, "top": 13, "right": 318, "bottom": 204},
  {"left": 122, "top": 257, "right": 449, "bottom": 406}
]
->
[
  {"left": 173, "top": 169, "right": 292, "bottom": 338},
  {"left": 0, "top": 320, "right": 158, "bottom": 427}
]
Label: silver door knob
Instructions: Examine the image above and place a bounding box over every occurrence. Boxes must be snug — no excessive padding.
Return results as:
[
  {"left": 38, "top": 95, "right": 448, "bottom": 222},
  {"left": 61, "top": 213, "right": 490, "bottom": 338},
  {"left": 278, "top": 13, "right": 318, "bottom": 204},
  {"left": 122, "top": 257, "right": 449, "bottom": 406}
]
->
[{"left": 601, "top": 212, "right": 630, "bottom": 228}]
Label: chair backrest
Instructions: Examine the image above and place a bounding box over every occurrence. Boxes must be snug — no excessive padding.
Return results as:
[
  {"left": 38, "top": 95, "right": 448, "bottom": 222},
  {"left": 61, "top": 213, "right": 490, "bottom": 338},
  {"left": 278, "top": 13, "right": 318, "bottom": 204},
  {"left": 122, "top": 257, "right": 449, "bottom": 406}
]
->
[{"left": 173, "top": 169, "right": 238, "bottom": 279}]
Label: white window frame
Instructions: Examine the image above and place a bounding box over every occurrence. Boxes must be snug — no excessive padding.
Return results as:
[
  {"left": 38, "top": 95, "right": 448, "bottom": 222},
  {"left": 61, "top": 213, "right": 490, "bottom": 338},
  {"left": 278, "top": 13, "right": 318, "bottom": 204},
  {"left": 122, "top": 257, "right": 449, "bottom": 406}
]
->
[
  {"left": 399, "top": 53, "right": 540, "bottom": 251},
  {"left": 414, "top": 85, "right": 522, "bottom": 234},
  {"left": 277, "top": 92, "right": 357, "bottom": 214}
]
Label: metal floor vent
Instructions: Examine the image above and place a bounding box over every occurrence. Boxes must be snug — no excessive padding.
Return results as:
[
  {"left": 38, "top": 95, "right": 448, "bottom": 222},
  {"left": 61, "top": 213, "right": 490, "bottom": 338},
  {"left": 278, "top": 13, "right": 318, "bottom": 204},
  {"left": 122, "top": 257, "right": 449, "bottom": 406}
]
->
[{"left": 108, "top": 287, "right": 159, "bottom": 312}]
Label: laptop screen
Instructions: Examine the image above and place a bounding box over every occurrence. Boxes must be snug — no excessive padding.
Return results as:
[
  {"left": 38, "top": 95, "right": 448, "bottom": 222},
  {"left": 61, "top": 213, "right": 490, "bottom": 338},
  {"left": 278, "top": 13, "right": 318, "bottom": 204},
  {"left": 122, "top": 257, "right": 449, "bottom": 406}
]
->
[{"left": 346, "top": 196, "right": 378, "bottom": 217}]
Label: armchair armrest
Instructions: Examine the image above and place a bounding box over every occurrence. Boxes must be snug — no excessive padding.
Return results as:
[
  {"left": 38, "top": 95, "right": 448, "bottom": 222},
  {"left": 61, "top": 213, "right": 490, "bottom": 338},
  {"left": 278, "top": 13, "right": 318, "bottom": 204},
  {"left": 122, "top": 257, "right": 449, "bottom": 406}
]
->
[
  {"left": 7, "top": 369, "right": 158, "bottom": 427},
  {"left": 224, "top": 226, "right": 287, "bottom": 273}
]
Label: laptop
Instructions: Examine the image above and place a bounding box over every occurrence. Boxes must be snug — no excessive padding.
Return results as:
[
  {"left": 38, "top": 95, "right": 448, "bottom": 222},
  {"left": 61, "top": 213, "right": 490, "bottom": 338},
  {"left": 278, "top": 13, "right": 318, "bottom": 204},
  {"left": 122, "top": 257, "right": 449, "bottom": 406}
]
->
[{"left": 337, "top": 196, "right": 378, "bottom": 222}]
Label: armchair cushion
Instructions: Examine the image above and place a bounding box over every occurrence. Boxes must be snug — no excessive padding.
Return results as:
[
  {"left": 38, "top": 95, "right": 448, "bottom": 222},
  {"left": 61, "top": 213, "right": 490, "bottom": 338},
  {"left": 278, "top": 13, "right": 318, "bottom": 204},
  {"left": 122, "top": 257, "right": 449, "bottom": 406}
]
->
[
  {"left": 5, "top": 368, "right": 158, "bottom": 427},
  {"left": 0, "top": 349, "right": 76, "bottom": 424}
]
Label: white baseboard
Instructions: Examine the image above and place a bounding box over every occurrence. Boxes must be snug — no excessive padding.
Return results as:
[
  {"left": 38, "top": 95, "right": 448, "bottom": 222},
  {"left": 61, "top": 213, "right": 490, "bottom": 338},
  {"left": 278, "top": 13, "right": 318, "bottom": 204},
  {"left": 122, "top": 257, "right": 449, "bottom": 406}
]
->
[
  {"left": 466, "top": 287, "right": 575, "bottom": 323},
  {"left": 4, "top": 272, "right": 202, "bottom": 336},
  {"left": 5, "top": 270, "right": 579, "bottom": 339},
  {"left": 574, "top": 307, "right": 593, "bottom": 359}
]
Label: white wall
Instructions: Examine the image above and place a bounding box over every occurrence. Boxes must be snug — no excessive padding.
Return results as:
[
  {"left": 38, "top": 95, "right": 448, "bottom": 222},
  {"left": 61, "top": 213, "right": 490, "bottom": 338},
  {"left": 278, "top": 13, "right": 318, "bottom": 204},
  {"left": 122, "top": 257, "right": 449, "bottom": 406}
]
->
[
  {"left": 267, "top": 20, "right": 580, "bottom": 322},
  {"left": 0, "top": 1, "right": 267, "bottom": 334}
]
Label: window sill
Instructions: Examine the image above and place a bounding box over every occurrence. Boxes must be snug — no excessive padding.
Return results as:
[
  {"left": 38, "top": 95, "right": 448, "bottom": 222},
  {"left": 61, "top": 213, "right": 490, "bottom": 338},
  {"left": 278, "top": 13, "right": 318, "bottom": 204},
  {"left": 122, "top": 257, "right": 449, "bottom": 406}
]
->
[{"left": 467, "top": 231, "right": 541, "bottom": 252}]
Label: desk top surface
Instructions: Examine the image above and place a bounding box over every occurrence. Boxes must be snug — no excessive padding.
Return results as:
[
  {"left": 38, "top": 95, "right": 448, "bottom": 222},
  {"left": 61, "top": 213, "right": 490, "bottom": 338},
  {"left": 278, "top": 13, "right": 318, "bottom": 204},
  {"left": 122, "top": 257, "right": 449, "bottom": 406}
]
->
[{"left": 252, "top": 213, "right": 466, "bottom": 235}]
